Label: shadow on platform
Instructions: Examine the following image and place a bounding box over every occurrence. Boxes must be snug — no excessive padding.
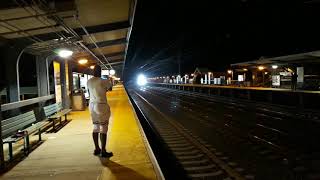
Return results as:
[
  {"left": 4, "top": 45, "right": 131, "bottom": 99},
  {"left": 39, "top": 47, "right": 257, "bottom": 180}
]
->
[{"left": 99, "top": 158, "right": 150, "bottom": 180}]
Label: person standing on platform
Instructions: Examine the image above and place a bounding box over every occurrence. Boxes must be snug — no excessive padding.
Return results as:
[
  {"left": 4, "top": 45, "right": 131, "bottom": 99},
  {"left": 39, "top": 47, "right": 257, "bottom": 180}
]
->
[
  {"left": 87, "top": 66, "right": 113, "bottom": 157},
  {"left": 291, "top": 72, "right": 298, "bottom": 90}
]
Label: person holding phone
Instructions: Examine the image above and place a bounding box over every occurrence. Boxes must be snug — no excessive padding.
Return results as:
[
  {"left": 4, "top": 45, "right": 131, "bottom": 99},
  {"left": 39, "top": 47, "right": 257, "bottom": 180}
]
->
[{"left": 87, "top": 66, "right": 113, "bottom": 157}]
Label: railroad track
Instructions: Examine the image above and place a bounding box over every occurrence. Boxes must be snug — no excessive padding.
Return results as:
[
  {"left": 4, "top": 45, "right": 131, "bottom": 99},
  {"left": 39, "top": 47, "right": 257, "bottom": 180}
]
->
[
  {"left": 129, "top": 86, "right": 320, "bottom": 179},
  {"left": 148, "top": 86, "right": 320, "bottom": 121},
  {"left": 131, "top": 90, "right": 252, "bottom": 180}
]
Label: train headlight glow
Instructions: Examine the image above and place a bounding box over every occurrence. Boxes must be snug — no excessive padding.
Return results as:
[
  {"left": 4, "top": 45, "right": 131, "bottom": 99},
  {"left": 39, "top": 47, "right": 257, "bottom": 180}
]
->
[{"left": 137, "top": 74, "right": 147, "bottom": 86}]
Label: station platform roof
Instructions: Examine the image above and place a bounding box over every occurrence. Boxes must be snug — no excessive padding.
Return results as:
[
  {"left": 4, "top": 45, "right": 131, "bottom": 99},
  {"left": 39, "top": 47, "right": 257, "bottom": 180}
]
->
[
  {"left": 231, "top": 50, "right": 320, "bottom": 67},
  {"left": 0, "top": 0, "right": 136, "bottom": 72},
  {"left": 0, "top": 85, "right": 163, "bottom": 180}
]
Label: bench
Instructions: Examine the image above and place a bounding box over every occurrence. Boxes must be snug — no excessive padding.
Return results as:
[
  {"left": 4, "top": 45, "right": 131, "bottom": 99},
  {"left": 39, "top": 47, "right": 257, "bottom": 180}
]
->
[
  {"left": 43, "top": 103, "right": 71, "bottom": 130},
  {"left": 1, "top": 111, "right": 47, "bottom": 160}
]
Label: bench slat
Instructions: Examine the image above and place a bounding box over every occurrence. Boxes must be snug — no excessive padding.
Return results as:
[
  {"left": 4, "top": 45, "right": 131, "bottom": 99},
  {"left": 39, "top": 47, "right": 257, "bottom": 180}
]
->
[
  {"left": 44, "top": 103, "right": 71, "bottom": 120},
  {"left": 2, "top": 111, "right": 34, "bottom": 126},
  {"left": 2, "top": 114, "right": 36, "bottom": 130},
  {"left": 3, "top": 136, "right": 23, "bottom": 143},
  {"left": 48, "top": 109, "right": 71, "bottom": 119},
  {"left": 24, "top": 121, "right": 48, "bottom": 134},
  {"left": 61, "top": 109, "right": 72, "bottom": 114},
  {"left": 44, "top": 106, "right": 57, "bottom": 116},
  {"left": 44, "top": 104, "right": 59, "bottom": 116},
  {"left": 2, "top": 111, "right": 36, "bottom": 138},
  {"left": 2, "top": 118, "right": 36, "bottom": 138},
  {"left": 45, "top": 109, "right": 56, "bottom": 117}
]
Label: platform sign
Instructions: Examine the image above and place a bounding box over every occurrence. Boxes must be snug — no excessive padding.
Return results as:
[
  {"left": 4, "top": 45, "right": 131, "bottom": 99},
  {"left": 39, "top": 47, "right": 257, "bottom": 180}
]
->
[
  {"left": 272, "top": 75, "right": 280, "bottom": 86},
  {"left": 53, "top": 61, "right": 62, "bottom": 104}
]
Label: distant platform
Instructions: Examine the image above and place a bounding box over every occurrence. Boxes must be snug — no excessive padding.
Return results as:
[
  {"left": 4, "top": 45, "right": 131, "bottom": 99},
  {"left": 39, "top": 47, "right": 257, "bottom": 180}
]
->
[
  {"left": 0, "top": 85, "right": 163, "bottom": 180},
  {"left": 156, "top": 83, "right": 320, "bottom": 94},
  {"left": 152, "top": 83, "right": 320, "bottom": 110}
]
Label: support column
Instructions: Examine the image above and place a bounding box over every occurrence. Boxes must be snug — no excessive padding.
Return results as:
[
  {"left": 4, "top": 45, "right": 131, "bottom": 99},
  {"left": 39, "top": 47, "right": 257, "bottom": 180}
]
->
[
  {"left": 0, "top": 106, "right": 4, "bottom": 169},
  {"left": 36, "top": 56, "right": 49, "bottom": 97},
  {"left": 60, "top": 59, "right": 72, "bottom": 109},
  {"left": 4, "top": 52, "right": 19, "bottom": 103}
]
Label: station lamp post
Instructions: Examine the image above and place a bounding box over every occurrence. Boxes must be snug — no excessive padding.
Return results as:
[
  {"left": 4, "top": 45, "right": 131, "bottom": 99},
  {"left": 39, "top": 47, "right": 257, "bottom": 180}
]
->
[
  {"left": 258, "top": 66, "right": 265, "bottom": 86},
  {"left": 208, "top": 72, "right": 212, "bottom": 85},
  {"left": 227, "top": 70, "right": 233, "bottom": 85}
]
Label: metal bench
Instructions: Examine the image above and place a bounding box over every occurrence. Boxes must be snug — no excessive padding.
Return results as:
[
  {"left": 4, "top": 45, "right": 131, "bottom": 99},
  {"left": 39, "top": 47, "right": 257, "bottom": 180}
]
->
[
  {"left": 1, "top": 111, "right": 47, "bottom": 160},
  {"left": 43, "top": 103, "right": 72, "bottom": 130}
]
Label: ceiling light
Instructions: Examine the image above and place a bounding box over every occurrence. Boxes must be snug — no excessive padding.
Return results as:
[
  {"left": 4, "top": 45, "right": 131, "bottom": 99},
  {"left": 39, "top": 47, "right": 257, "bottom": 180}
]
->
[
  {"left": 58, "top": 49, "right": 73, "bottom": 58},
  {"left": 109, "top": 69, "right": 115, "bottom": 75},
  {"left": 78, "top": 59, "right": 88, "bottom": 65}
]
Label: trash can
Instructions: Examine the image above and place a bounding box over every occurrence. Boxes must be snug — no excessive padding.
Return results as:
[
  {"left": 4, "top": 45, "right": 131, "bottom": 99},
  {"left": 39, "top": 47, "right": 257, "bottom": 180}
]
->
[{"left": 71, "top": 89, "right": 86, "bottom": 111}]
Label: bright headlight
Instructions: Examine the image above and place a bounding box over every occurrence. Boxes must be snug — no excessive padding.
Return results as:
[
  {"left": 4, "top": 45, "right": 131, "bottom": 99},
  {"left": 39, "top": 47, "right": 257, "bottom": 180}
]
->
[{"left": 137, "top": 74, "right": 147, "bottom": 86}]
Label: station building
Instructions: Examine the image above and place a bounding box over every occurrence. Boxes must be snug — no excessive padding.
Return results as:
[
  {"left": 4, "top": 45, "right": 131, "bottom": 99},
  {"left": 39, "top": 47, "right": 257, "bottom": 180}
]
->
[{"left": 230, "top": 51, "right": 320, "bottom": 90}]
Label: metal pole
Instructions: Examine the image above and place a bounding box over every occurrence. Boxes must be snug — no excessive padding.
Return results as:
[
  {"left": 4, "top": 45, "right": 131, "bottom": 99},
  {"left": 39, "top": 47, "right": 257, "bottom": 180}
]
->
[
  {"left": 178, "top": 52, "right": 181, "bottom": 75},
  {"left": 46, "top": 57, "right": 50, "bottom": 95},
  {"left": 16, "top": 47, "right": 27, "bottom": 101},
  {"left": 0, "top": 103, "right": 4, "bottom": 169}
]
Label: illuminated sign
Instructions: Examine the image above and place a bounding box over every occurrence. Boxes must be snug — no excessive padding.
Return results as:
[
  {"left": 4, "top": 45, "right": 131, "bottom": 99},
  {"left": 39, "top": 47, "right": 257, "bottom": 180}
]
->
[
  {"left": 238, "top": 75, "right": 244, "bottom": 82},
  {"left": 272, "top": 75, "right": 280, "bottom": 86},
  {"left": 101, "top": 70, "right": 109, "bottom": 76}
]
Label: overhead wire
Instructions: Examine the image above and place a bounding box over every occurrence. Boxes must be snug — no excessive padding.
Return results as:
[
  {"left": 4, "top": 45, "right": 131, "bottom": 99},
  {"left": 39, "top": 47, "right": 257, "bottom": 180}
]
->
[{"left": 75, "top": 17, "right": 113, "bottom": 69}]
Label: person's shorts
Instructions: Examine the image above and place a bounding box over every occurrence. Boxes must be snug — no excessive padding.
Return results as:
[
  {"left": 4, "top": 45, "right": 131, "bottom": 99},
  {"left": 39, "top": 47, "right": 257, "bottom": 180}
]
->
[{"left": 89, "top": 102, "right": 110, "bottom": 133}]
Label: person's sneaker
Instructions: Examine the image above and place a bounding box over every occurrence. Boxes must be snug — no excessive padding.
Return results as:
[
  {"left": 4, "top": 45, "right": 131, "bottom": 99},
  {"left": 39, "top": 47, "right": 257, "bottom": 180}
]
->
[
  {"left": 100, "top": 151, "right": 113, "bottom": 158},
  {"left": 93, "top": 149, "right": 101, "bottom": 156}
]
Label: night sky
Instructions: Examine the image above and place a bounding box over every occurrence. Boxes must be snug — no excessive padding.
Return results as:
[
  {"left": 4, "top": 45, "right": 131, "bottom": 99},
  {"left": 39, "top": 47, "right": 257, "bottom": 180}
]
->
[{"left": 125, "top": 0, "right": 320, "bottom": 80}]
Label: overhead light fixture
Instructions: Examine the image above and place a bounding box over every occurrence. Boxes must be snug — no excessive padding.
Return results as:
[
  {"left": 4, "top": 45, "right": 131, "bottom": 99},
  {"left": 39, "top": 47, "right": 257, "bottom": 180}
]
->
[
  {"left": 243, "top": 68, "right": 248, "bottom": 71},
  {"left": 227, "top": 70, "right": 232, "bottom": 74},
  {"left": 78, "top": 59, "right": 88, "bottom": 65},
  {"left": 90, "top": 65, "right": 95, "bottom": 69},
  {"left": 109, "top": 69, "right": 115, "bottom": 75},
  {"left": 272, "top": 65, "right": 278, "bottom": 69},
  {"left": 58, "top": 49, "right": 73, "bottom": 58},
  {"left": 258, "top": 66, "right": 264, "bottom": 70}
]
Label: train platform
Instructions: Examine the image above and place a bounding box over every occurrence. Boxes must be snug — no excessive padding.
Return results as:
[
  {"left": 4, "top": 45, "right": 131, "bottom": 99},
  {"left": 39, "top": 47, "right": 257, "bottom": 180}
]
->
[
  {"left": 0, "top": 85, "right": 163, "bottom": 180},
  {"left": 156, "top": 83, "right": 320, "bottom": 94}
]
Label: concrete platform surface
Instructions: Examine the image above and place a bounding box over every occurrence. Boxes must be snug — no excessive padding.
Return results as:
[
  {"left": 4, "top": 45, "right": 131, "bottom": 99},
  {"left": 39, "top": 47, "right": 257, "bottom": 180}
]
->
[{"left": 0, "top": 85, "right": 162, "bottom": 180}]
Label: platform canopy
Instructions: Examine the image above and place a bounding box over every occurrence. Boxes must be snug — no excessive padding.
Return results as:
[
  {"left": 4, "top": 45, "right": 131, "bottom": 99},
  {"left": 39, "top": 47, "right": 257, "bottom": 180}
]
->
[
  {"left": 0, "top": 0, "right": 137, "bottom": 71},
  {"left": 231, "top": 50, "right": 320, "bottom": 68}
]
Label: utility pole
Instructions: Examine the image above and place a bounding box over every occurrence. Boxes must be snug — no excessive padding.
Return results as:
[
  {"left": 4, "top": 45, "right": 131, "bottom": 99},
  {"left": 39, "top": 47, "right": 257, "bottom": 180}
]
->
[{"left": 178, "top": 50, "right": 181, "bottom": 75}]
